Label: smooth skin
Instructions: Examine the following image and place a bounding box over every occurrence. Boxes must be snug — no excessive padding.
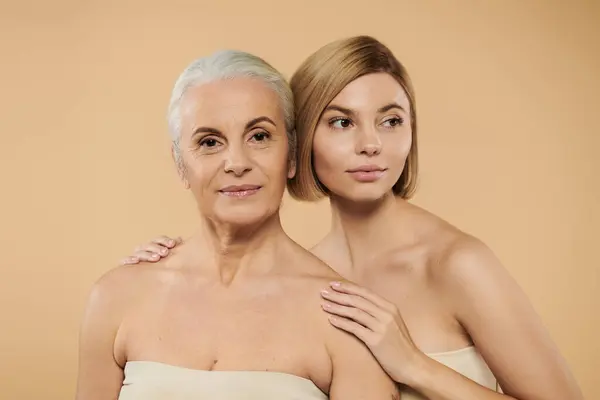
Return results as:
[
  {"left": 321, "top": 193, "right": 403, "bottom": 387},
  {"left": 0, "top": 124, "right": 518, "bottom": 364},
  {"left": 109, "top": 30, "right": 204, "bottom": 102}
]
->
[
  {"left": 122, "top": 73, "right": 583, "bottom": 400},
  {"left": 76, "top": 77, "right": 400, "bottom": 400}
]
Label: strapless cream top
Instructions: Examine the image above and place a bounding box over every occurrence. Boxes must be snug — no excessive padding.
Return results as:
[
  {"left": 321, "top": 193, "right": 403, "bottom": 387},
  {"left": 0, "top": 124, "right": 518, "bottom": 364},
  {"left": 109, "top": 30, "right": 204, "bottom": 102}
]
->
[
  {"left": 118, "top": 361, "right": 327, "bottom": 400},
  {"left": 118, "top": 346, "right": 497, "bottom": 399},
  {"left": 402, "top": 346, "right": 498, "bottom": 399}
]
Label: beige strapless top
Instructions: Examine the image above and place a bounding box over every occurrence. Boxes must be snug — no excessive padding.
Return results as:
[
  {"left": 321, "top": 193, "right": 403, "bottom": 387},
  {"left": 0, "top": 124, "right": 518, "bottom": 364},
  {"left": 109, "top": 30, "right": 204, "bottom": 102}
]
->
[
  {"left": 402, "top": 346, "right": 498, "bottom": 399},
  {"left": 118, "top": 361, "right": 327, "bottom": 400},
  {"left": 119, "top": 346, "right": 496, "bottom": 399}
]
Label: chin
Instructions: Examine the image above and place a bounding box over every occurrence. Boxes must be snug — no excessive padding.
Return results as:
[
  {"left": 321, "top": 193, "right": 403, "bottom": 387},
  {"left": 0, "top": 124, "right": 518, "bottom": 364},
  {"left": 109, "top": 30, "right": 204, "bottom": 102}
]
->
[
  {"left": 218, "top": 211, "right": 268, "bottom": 226},
  {"left": 332, "top": 182, "right": 391, "bottom": 203},
  {"left": 214, "top": 204, "right": 276, "bottom": 226},
  {"left": 345, "top": 192, "right": 388, "bottom": 204}
]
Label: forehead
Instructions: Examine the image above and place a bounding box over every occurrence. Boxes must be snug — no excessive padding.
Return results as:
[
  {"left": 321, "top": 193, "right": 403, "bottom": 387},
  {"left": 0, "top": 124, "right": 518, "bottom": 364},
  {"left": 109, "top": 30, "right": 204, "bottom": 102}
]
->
[
  {"left": 329, "top": 72, "right": 410, "bottom": 112},
  {"left": 179, "top": 77, "right": 283, "bottom": 133}
]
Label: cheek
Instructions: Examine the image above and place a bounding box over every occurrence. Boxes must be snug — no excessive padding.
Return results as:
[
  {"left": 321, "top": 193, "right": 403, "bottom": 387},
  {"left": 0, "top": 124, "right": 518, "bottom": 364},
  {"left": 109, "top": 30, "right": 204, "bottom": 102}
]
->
[
  {"left": 312, "top": 130, "right": 349, "bottom": 179},
  {"left": 255, "top": 145, "right": 289, "bottom": 182},
  {"left": 181, "top": 156, "right": 215, "bottom": 191},
  {"left": 385, "top": 131, "right": 412, "bottom": 165}
]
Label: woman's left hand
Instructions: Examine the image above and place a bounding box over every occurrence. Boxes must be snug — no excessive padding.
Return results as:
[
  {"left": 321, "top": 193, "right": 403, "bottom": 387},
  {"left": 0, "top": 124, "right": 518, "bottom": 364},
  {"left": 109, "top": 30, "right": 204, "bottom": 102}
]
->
[{"left": 321, "top": 281, "right": 424, "bottom": 383}]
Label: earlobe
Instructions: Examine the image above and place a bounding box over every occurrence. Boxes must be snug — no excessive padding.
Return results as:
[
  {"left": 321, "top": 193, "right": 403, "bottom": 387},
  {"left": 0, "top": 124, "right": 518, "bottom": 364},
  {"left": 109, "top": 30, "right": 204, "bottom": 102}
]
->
[
  {"left": 287, "top": 132, "right": 297, "bottom": 179},
  {"left": 181, "top": 173, "right": 190, "bottom": 189},
  {"left": 287, "top": 159, "right": 297, "bottom": 179}
]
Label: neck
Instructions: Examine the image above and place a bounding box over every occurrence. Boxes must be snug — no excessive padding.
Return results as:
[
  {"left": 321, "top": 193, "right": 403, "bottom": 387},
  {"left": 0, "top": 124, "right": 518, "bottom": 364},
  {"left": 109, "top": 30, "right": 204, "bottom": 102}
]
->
[
  {"left": 329, "top": 192, "right": 406, "bottom": 274},
  {"left": 194, "top": 213, "right": 286, "bottom": 285}
]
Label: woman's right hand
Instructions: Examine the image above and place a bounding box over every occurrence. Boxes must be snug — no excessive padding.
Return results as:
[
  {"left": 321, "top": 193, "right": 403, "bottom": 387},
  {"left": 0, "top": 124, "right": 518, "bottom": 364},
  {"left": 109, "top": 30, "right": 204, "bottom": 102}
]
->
[{"left": 119, "top": 235, "right": 182, "bottom": 265}]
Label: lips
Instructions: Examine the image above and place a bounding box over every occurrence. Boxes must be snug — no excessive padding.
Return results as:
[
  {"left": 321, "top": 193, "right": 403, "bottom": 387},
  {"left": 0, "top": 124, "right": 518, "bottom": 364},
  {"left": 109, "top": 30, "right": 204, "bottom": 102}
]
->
[
  {"left": 346, "top": 165, "right": 387, "bottom": 183},
  {"left": 346, "top": 164, "right": 386, "bottom": 173},
  {"left": 218, "top": 184, "right": 262, "bottom": 198}
]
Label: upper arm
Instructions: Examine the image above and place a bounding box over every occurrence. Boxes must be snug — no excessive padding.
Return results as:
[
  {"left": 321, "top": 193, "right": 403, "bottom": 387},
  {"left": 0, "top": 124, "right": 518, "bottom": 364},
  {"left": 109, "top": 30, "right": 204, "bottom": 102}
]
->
[
  {"left": 441, "top": 237, "right": 583, "bottom": 399},
  {"left": 75, "top": 271, "right": 127, "bottom": 400},
  {"left": 328, "top": 328, "right": 400, "bottom": 400}
]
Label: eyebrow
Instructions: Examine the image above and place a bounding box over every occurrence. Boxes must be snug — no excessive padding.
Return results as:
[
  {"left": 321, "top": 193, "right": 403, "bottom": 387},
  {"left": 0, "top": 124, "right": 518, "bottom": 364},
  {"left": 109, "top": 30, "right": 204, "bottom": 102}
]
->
[
  {"left": 245, "top": 116, "right": 276, "bottom": 130},
  {"left": 377, "top": 103, "right": 406, "bottom": 113},
  {"left": 323, "top": 102, "right": 406, "bottom": 117},
  {"left": 323, "top": 105, "right": 355, "bottom": 118},
  {"left": 192, "top": 116, "right": 277, "bottom": 136}
]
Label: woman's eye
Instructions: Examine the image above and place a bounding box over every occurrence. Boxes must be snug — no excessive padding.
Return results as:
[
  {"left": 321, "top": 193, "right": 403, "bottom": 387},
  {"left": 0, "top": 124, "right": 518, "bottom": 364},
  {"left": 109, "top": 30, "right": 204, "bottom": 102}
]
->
[
  {"left": 251, "top": 131, "right": 270, "bottom": 142},
  {"left": 331, "top": 118, "right": 352, "bottom": 129},
  {"left": 383, "top": 117, "right": 404, "bottom": 127},
  {"left": 200, "top": 138, "right": 220, "bottom": 147}
]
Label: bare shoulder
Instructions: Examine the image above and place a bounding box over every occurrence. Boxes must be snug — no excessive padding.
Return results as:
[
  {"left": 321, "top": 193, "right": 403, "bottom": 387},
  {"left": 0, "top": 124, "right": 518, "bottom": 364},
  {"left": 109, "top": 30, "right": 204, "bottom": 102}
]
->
[
  {"left": 409, "top": 209, "right": 527, "bottom": 318},
  {"left": 279, "top": 242, "right": 346, "bottom": 321},
  {"left": 413, "top": 212, "right": 584, "bottom": 399},
  {"left": 402, "top": 205, "right": 503, "bottom": 282},
  {"left": 285, "top": 240, "right": 345, "bottom": 283},
  {"left": 82, "top": 264, "right": 149, "bottom": 327},
  {"left": 390, "top": 204, "right": 518, "bottom": 309},
  {"left": 83, "top": 257, "right": 183, "bottom": 324},
  {"left": 90, "top": 261, "right": 161, "bottom": 300},
  {"left": 283, "top": 251, "right": 389, "bottom": 376},
  {"left": 431, "top": 230, "right": 508, "bottom": 295},
  {"left": 434, "top": 230, "right": 501, "bottom": 282}
]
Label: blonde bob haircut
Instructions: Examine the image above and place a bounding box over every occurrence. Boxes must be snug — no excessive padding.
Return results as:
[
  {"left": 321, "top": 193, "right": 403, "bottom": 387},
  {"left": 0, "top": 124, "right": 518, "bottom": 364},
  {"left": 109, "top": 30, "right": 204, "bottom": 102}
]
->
[{"left": 287, "top": 35, "right": 418, "bottom": 201}]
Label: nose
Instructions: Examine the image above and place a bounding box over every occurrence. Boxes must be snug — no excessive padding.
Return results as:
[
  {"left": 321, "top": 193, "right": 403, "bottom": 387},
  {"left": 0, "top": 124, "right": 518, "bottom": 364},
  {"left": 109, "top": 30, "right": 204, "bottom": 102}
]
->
[
  {"left": 355, "top": 126, "right": 382, "bottom": 156},
  {"left": 224, "top": 145, "right": 252, "bottom": 177}
]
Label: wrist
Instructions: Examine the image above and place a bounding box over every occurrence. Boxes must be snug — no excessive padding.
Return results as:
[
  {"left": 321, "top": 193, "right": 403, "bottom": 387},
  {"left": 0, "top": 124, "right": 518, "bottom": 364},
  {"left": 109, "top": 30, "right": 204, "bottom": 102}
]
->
[{"left": 398, "top": 349, "right": 435, "bottom": 388}]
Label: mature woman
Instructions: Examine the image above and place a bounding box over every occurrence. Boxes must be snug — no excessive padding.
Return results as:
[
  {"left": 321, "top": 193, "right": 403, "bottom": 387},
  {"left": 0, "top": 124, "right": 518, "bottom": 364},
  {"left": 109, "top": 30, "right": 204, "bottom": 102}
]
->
[
  {"left": 124, "top": 36, "right": 584, "bottom": 400},
  {"left": 75, "top": 49, "right": 400, "bottom": 400}
]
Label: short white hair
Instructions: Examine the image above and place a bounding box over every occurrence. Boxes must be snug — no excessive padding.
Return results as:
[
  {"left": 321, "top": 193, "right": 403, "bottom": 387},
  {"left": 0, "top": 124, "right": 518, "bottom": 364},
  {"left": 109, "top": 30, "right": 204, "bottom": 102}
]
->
[{"left": 167, "top": 50, "right": 295, "bottom": 162}]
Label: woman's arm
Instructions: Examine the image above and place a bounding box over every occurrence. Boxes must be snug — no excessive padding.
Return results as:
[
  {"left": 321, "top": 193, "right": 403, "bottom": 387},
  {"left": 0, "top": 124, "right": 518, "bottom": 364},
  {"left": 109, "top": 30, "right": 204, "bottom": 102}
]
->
[
  {"left": 414, "top": 236, "right": 584, "bottom": 400},
  {"left": 75, "top": 271, "right": 128, "bottom": 400},
  {"left": 320, "top": 236, "right": 583, "bottom": 400}
]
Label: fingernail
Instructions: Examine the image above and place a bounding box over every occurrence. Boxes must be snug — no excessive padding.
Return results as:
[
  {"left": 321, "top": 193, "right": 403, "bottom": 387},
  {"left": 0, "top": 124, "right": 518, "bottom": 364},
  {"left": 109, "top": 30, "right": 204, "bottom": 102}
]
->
[
  {"left": 322, "top": 302, "right": 331, "bottom": 309},
  {"left": 168, "top": 240, "right": 175, "bottom": 246},
  {"left": 321, "top": 289, "right": 330, "bottom": 296},
  {"left": 151, "top": 254, "right": 158, "bottom": 259},
  {"left": 330, "top": 281, "right": 341, "bottom": 288},
  {"left": 160, "top": 249, "right": 168, "bottom": 255}
]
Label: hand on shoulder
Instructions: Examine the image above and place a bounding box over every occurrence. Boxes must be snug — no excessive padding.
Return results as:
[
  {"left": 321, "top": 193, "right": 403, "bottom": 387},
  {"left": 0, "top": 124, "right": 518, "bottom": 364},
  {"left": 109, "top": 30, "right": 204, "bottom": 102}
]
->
[{"left": 119, "top": 235, "right": 183, "bottom": 266}]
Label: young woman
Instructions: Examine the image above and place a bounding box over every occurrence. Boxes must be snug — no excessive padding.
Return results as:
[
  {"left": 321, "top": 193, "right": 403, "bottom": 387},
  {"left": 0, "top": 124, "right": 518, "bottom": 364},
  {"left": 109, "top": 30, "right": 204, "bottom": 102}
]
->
[
  {"left": 76, "top": 49, "right": 400, "bottom": 400},
  {"left": 121, "top": 36, "right": 583, "bottom": 400}
]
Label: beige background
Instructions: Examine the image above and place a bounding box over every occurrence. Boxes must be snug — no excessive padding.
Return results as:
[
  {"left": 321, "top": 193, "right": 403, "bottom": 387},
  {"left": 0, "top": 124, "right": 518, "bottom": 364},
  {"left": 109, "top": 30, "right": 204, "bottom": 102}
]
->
[{"left": 1, "top": 0, "right": 598, "bottom": 398}]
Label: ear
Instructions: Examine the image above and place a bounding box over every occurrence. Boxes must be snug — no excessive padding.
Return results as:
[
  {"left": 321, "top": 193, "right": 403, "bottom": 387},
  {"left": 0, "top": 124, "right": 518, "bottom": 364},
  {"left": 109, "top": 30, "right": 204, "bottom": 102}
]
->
[
  {"left": 171, "top": 144, "right": 190, "bottom": 189},
  {"left": 287, "top": 131, "right": 297, "bottom": 179},
  {"left": 287, "top": 157, "right": 296, "bottom": 180}
]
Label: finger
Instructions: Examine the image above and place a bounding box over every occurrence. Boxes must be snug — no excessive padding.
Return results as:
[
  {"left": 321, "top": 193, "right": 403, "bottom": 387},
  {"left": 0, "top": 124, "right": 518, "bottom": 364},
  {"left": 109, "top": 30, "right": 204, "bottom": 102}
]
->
[
  {"left": 133, "top": 250, "right": 163, "bottom": 262},
  {"left": 328, "top": 315, "right": 372, "bottom": 344},
  {"left": 152, "top": 235, "right": 181, "bottom": 249},
  {"left": 139, "top": 243, "right": 171, "bottom": 257},
  {"left": 330, "top": 281, "right": 395, "bottom": 313},
  {"left": 322, "top": 301, "right": 379, "bottom": 330},
  {"left": 321, "top": 289, "right": 386, "bottom": 320},
  {"left": 119, "top": 256, "right": 140, "bottom": 266}
]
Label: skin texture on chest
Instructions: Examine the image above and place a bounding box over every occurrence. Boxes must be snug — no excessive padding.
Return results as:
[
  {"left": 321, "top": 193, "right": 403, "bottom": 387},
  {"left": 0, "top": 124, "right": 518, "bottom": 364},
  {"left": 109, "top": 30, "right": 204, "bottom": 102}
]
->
[
  {"left": 324, "top": 247, "right": 470, "bottom": 353},
  {"left": 117, "top": 276, "right": 333, "bottom": 385}
]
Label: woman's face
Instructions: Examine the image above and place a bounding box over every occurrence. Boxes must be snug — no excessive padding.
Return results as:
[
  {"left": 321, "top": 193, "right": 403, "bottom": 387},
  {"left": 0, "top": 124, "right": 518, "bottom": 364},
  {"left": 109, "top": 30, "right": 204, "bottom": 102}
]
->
[
  {"left": 312, "top": 72, "right": 412, "bottom": 203},
  {"left": 177, "top": 77, "right": 293, "bottom": 227}
]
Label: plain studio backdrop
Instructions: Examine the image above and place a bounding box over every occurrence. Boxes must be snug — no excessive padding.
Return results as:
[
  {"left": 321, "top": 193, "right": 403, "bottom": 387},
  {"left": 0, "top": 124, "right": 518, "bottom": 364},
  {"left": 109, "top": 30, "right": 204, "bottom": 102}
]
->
[{"left": 1, "top": 0, "right": 598, "bottom": 398}]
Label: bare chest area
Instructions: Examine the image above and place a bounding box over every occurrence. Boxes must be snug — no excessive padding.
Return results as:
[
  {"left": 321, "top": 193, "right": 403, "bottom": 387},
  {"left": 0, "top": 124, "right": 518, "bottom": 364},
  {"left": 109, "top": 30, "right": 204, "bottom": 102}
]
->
[
  {"left": 119, "top": 283, "right": 331, "bottom": 386},
  {"left": 352, "top": 258, "right": 470, "bottom": 352}
]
